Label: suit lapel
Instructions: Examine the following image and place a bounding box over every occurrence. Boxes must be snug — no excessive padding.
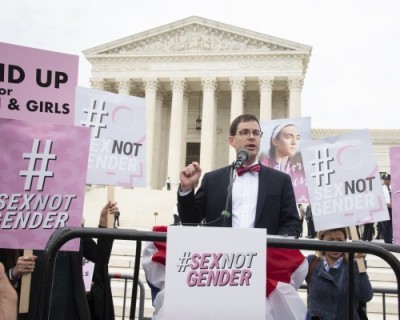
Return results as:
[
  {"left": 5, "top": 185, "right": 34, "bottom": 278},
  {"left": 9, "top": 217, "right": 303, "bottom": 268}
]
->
[
  {"left": 255, "top": 165, "right": 270, "bottom": 226},
  {"left": 221, "top": 166, "right": 233, "bottom": 227}
]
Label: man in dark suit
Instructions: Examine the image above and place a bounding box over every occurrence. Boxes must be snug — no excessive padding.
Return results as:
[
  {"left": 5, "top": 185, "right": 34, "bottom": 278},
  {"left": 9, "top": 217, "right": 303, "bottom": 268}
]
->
[
  {"left": 178, "top": 114, "right": 300, "bottom": 236},
  {"left": 381, "top": 173, "right": 392, "bottom": 244}
]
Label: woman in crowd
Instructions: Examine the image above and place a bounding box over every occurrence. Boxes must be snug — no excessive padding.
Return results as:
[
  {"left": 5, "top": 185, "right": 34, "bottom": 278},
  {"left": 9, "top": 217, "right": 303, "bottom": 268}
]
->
[{"left": 306, "top": 228, "right": 373, "bottom": 320}]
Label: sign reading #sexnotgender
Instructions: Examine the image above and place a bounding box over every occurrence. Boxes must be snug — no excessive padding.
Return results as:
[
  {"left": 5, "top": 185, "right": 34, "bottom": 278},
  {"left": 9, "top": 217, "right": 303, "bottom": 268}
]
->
[
  {"left": 163, "top": 227, "right": 266, "bottom": 320},
  {"left": 0, "top": 42, "right": 78, "bottom": 125},
  {"left": 0, "top": 118, "right": 90, "bottom": 251},
  {"left": 301, "top": 129, "right": 389, "bottom": 231}
]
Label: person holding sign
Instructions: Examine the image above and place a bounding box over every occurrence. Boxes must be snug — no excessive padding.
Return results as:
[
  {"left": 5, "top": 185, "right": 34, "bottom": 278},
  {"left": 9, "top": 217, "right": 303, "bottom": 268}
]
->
[
  {"left": 306, "top": 228, "right": 373, "bottom": 320},
  {"left": 0, "top": 262, "right": 18, "bottom": 320},
  {"left": 1, "top": 201, "right": 118, "bottom": 320},
  {"left": 84, "top": 200, "right": 119, "bottom": 320},
  {"left": 178, "top": 113, "right": 300, "bottom": 236},
  {"left": 0, "top": 250, "right": 37, "bottom": 290}
]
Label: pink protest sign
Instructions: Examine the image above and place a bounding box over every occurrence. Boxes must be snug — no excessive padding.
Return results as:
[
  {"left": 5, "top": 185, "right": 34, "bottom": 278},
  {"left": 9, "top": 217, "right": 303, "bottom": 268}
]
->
[
  {"left": 0, "top": 118, "right": 90, "bottom": 251},
  {"left": 301, "top": 130, "right": 388, "bottom": 231},
  {"left": 260, "top": 117, "right": 311, "bottom": 203},
  {"left": 390, "top": 146, "right": 400, "bottom": 245},
  {"left": 0, "top": 42, "right": 78, "bottom": 125}
]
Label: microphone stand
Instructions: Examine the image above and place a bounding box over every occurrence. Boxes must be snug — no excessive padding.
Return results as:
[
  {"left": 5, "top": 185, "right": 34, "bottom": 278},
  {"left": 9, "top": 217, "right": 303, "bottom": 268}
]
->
[{"left": 221, "top": 164, "right": 235, "bottom": 227}]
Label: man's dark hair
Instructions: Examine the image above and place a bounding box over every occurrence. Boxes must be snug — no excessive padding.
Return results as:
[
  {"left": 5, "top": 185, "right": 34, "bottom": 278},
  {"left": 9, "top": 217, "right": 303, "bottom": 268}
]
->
[
  {"left": 383, "top": 173, "right": 391, "bottom": 180},
  {"left": 229, "top": 114, "right": 261, "bottom": 136}
]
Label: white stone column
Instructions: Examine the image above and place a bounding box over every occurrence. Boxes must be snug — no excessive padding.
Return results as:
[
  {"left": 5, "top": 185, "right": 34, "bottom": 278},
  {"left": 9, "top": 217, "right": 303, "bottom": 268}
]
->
[
  {"left": 258, "top": 77, "right": 274, "bottom": 121},
  {"left": 181, "top": 88, "right": 190, "bottom": 169},
  {"left": 153, "top": 91, "right": 164, "bottom": 188},
  {"left": 143, "top": 78, "right": 158, "bottom": 189},
  {"left": 117, "top": 79, "right": 131, "bottom": 95},
  {"left": 287, "top": 76, "right": 304, "bottom": 118},
  {"left": 229, "top": 77, "right": 245, "bottom": 162},
  {"left": 159, "top": 92, "right": 171, "bottom": 188},
  {"left": 167, "top": 78, "right": 186, "bottom": 186},
  {"left": 200, "top": 77, "right": 217, "bottom": 174}
]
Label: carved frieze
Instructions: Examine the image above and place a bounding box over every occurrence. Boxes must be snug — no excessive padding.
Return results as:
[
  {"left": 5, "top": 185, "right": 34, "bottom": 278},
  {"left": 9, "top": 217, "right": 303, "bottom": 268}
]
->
[{"left": 102, "top": 24, "right": 294, "bottom": 55}]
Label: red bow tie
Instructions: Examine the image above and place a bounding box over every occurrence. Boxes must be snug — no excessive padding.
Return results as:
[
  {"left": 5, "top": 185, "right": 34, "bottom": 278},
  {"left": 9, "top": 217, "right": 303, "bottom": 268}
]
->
[{"left": 237, "top": 164, "right": 261, "bottom": 176}]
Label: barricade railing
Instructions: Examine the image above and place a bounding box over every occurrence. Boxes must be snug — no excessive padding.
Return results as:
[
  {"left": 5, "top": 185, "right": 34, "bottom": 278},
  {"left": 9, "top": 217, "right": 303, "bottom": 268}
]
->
[
  {"left": 108, "top": 273, "right": 151, "bottom": 320},
  {"left": 35, "top": 227, "right": 400, "bottom": 320}
]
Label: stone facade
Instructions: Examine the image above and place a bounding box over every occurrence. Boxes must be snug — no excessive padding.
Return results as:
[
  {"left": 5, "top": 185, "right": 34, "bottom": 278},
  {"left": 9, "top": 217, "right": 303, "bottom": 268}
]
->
[{"left": 83, "top": 16, "right": 399, "bottom": 189}]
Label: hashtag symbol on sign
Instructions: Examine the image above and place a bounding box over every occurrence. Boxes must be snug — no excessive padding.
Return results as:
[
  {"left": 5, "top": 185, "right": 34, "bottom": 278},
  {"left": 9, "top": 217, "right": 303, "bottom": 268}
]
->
[
  {"left": 20, "top": 139, "right": 57, "bottom": 191},
  {"left": 81, "top": 99, "right": 109, "bottom": 138},
  {"left": 177, "top": 251, "right": 191, "bottom": 272},
  {"left": 310, "top": 147, "right": 335, "bottom": 187}
]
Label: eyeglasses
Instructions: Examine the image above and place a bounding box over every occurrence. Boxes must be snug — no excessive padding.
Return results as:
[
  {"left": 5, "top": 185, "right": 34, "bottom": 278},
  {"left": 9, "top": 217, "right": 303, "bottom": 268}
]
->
[{"left": 236, "top": 129, "right": 263, "bottom": 138}]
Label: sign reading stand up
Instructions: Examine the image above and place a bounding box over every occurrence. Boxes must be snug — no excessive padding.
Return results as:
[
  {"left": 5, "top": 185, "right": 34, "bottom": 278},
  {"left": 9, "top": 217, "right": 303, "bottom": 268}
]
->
[{"left": 164, "top": 226, "right": 266, "bottom": 320}]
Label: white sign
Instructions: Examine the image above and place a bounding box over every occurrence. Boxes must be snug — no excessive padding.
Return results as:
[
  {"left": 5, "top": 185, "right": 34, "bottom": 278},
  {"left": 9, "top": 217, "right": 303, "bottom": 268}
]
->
[
  {"left": 82, "top": 258, "right": 95, "bottom": 292},
  {"left": 301, "top": 129, "right": 389, "bottom": 231},
  {"left": 75, "top": 86, "right": 146, "bottom": 187},
  {"left": 163, "top": 226, "right": 266, "bottom": 320}
]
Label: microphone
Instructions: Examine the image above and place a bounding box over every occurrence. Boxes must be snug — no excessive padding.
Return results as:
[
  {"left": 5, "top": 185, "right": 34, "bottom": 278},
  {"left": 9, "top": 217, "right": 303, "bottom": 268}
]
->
[
  {"left": 221, "top": 150, "right": 249, "bottom": 227},
  {"left": 233, "top": 149, "right": 249, "bottom": 169}
]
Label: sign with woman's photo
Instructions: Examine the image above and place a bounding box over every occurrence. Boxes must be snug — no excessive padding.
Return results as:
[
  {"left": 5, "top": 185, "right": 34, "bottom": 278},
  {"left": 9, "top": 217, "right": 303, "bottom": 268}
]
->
[{"left": 259, "top": 117, "right": 311, "bottom": 203}]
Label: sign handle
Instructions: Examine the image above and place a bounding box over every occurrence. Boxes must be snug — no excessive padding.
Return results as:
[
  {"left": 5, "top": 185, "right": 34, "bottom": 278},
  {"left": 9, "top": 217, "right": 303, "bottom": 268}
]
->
[
  {"left": 107, "top": 185, "right": 115, "bottom": 228},
  {"left": 18, "top": 249, "right": 33, "bottom": 313},
  {"left": 349, "top": 226, "right": 366, "bottom": 272}
]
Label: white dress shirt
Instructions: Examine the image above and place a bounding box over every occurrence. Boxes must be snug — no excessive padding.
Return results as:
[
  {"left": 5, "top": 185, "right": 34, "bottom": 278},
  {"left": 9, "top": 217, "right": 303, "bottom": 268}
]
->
[
  {"left": 231, "top": 161, "right": 259, "bottom": 228},
  {"left": 382, "top": 183, "right": 391, "bottom": 206}
]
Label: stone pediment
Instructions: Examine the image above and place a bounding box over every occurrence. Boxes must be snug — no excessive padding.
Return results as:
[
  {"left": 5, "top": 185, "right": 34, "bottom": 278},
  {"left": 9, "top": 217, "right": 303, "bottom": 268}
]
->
[{"left": 84, "top": 16, "right": 312, "bottom": 56}]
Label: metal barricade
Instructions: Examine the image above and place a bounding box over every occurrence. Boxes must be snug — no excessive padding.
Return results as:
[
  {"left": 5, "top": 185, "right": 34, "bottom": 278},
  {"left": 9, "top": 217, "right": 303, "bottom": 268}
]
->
[
  {"left": 35, "top": 227, "right": 400, "bottom": 320},
  {"left": 109, "top": 273, "right": 151, "bottom": 320}
]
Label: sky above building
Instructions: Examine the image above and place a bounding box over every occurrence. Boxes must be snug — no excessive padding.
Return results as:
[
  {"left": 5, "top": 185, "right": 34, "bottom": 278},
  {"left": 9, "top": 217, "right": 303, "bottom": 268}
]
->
[{"left": 1, "top": 0, "right": 399, "bottom": 129}]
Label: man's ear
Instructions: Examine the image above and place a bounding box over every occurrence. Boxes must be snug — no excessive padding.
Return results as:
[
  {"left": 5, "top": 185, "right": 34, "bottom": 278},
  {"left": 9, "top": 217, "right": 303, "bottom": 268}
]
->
[{"left": 228, "top": 136, "right": 235, "bottom": 147}]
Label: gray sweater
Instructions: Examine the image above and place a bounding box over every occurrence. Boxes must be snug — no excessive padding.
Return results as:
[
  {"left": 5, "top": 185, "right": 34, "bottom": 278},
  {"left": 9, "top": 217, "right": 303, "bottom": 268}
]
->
[{"left": 307, "top": 254, "right": 373, "bottom": 320}]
